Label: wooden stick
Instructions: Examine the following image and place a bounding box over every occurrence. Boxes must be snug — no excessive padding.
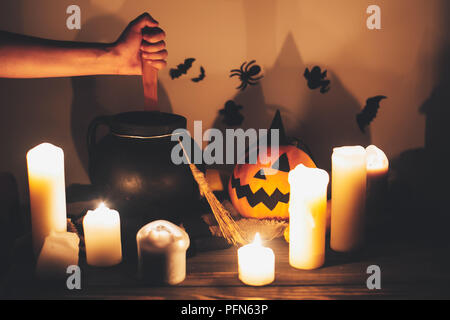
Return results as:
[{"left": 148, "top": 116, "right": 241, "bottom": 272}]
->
[{"left": 141, "top": 59, "right": 159, "bottom": 111}]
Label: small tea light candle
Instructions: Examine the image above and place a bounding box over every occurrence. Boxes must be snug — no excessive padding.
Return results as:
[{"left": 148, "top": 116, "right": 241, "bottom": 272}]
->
[
  {"left": 83, "top": 203, "right": 122, "bottom": 267},
  {"left": 288, "top": 164, "right": 329, "bottom": 270},
  {"left": 238, "top": 233, "right": 275, "bottom": 286},
  {"left": 27, "top": 143, "right": 67, "bottom": 256},
  {"left": 137, "top": 220, "right": 190, "bottom": 285},
  {"left": 330, "top": 146, "right": 367, "bottom": 252}
]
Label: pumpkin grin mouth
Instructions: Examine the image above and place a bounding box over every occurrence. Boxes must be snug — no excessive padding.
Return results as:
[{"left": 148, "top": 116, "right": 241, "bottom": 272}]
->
[{"left": 230, "top": 175, "right": 290, "bottom": 210}]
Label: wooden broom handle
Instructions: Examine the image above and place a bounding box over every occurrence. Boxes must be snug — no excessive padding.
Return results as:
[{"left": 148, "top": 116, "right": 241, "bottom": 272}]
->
[{"left": 141, "top": 58, "right": 159, "bottom": 111}]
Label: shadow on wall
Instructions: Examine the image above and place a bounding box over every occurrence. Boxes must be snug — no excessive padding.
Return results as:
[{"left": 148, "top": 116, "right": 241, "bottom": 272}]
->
[
  {"left": 0, "top": 1, "right": 24, "bottom": 33},
  {"left": 211, "top": 33, "right": 370, "bottom": 173},
  {"left": 420, "top": 49, "right": 450, "bottom": 159},
  {"left": 298, "top": 71, "right": 371, "bottom": 173},
  {"left": 70, "top": 14, "right": 173, "bottom": 177},
  {"left": 390, "top": 0, "right": 450, "bottom": 228}
]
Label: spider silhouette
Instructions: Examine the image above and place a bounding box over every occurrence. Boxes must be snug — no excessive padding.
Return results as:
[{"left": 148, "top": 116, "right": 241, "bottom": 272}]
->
[
  {"left": 304, "top": 66, "right": 330, "bottom": 94},
  {"left": 230, "top": 60, "right": 264, "bottom": 91}
]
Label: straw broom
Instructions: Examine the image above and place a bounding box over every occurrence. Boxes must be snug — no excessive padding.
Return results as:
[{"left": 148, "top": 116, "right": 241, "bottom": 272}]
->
[{"left": 178, "top": 138, "right": 247, "bottom": 246}]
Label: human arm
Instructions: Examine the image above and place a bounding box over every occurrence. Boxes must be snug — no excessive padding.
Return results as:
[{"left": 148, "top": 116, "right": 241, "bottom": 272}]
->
[{"left": 0, "top": 12, "right": 167, "bottom": 78}]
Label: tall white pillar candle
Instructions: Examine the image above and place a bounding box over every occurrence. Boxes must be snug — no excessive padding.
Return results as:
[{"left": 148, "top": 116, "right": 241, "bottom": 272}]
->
[
  {"left": 238, "top": 233, "right": 275, "bottom": 286},
  {"left": 330, "top": 146, "right": 367, "bottom": 252},
  {"left": 83, "top": 203, "right": 122, "bottom": 267},
  {"left": 137, "top": 220, "right": 190, "bottom": 285},
  {"left": 288, "top": 164, "right": 329, "bottom": 269},
  {"left": 27, "top": 143, "right": 67, "bottom": 256}
]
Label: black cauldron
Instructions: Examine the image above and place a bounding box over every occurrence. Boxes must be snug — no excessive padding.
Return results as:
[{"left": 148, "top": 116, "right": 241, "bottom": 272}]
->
[{"left": 87, "top": 111, "right": 201, "bottom": 229}]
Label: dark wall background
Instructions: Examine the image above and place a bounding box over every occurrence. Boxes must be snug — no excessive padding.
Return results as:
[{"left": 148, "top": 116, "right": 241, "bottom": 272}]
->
[{"left": 0, "top": 0, "right": 447, "bottom": 202}]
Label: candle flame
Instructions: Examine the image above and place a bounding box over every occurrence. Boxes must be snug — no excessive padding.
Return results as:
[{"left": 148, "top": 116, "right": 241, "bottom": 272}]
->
[
  {"left": 253, "top": 232, "right": 262, "bottom": 246},
  {"left": 98, "top": 202, "right": 106, "bottom": 209}
]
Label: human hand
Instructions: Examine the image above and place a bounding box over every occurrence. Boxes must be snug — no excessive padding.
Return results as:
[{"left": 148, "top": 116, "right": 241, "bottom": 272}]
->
[{"left": 111, "top": 12, "right": 167, "bottom": 75}]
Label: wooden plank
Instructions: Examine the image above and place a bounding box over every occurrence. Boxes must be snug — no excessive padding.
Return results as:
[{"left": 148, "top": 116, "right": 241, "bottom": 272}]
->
[
  {"left": 77, "top": 238, "right": 450, "bottom": 287},
  {"left": 3, "top": 236, "right": 450, "bottom": 300},
  {"left": 16, "top": 285, "right": 392, "bottom": 300},
  {"left": 17, "top": 282, "right": 450, "bottom": 300}
]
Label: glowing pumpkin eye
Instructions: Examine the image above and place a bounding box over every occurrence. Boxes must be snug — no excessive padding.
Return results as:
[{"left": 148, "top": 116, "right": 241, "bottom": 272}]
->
[
  {"left": 253, "top": 169, "right": 266, "bottom": 180},
  {"left": 271, "top": 153, "right": 290, "bottom": 172}
]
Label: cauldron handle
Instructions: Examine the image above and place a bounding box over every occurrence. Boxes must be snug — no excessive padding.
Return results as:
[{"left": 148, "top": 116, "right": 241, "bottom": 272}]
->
[{"left": 87, "top": 116, "right": 110, "bottom": 157}]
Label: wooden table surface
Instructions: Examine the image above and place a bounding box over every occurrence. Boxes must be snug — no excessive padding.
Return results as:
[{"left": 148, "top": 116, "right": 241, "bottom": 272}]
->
[
  {"left": 1, "top": 176, "right": 449, "bottom": 300},
  {"left": 3, "top": 227, "right": 450, "bottom": 300}
]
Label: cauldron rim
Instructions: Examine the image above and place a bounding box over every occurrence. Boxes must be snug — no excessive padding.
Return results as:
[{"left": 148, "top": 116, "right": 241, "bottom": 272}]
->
[{"left": 107, "top": 111, "right": 187, "bottom": 137}]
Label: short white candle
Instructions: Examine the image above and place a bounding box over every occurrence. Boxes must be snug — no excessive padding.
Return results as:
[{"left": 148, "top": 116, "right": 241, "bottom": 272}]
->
[
  {"left": 330, "top": 146, "right": 367, "bottom": 252},
  {"left": 137, "top": 220, "right": 190, "bottom": 285},
  {"left": 238, "top": 233, "right": 275, "bottom": 286},
  {"left": 36, "top": 231, "right": 80, "bottom": 279},
  {"left": 83, "top": 203, "right": 122, "bottom": 267},
  {"left": 365, "top": 145, "right": 389, "bottom": 221},
  {"left": 288, "top": 164, "right": 329, "bottom": 270},
  {"left": 27, "top": 143, "right": 67, "bottom": 256},
  {"left": 366, "top": 145, "right": 389, "bottom": 177},
  {"left": 366, "top": 145, "right": 389, "bottom": 196}
]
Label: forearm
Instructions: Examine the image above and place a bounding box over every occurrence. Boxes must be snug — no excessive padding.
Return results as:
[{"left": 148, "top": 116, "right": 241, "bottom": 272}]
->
[{"left": 0, "top": 31, "right": 120, "bottom": 78}]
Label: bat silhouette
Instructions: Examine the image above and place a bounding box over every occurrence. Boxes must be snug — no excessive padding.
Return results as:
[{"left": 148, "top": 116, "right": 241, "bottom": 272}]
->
[
  {"left": 191, "top": 66, "right": 205, "bottom": 82},
  {"left": 304, "top": 66, "right": 330, "bottom": 94},
  {"left": 169, "top": 58, "right": 196, "bottom": 79},
  {"left": 356, "top": 95, "right": 387, "bottom": 132},
  {"left": 219, "top": 100, "right": 244, "bottom": 126}
]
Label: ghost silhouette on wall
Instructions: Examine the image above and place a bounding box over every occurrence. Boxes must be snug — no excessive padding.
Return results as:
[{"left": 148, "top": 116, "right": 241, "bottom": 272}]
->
[
  {"left": 304, "top": 66, "right": 330, "bottom": 94},
  {"left": 219, "top": 100, "right": 244, "bottom": 126}
]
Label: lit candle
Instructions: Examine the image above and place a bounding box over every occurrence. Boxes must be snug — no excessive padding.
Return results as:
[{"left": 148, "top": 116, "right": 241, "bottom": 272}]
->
[
  {"left": 238, "top": 233, "right": 275, "bottom": 286},
  {"left": 288, "top": 164, "right": 329, "bottom": 270},
  {"left": 83, "top": 203, "right": 122, "bottom": 267},
  {"left": 330, "top": 146, "right": 367, "bottom": 252},
  {"left": 366, "top": 145, "right": 389, "bottom": 177},
  {"left": 36, "top": 231, "right": 80, "bottom": 280},
  {"left": 27, "top": 143, "right": 67, "bottom": 256},
  {"left": 366, "top": 145, "right": 389, "bottom": 204},
  {"left": 137, "top": 220, "right": 190, "bottom": 285}
]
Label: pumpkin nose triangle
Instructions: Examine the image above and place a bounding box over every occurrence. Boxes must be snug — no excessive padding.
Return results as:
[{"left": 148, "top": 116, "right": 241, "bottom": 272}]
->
[{"left": 254, "top": 169, "right": 266, "bottom": 180}]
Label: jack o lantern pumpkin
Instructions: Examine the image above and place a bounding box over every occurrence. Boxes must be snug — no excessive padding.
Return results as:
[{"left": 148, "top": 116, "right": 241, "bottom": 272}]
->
[{"left": 228, "top": 145, "right": 316, "bottom": 220}]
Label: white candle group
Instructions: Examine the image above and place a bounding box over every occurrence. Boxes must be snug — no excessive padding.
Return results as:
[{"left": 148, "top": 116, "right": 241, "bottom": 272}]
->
[
  {"left": 27, "top": 143, "right": 67, "bottom": 256},
  {"left": 288, "top": 164, "right": 329, "bottom": 270},
  {"left": 238, "top": 233, "right": 275, "bottom": 286},
  {"left": 83, "top": 203, "right": 122, "bottom": 267},
  {"left": 330, "top": 146, "right": 367, "bottom": 252},
  {"left": 26, "top": 139, "right": 390, "bottom": 283},
  {"left": 137, "top": 220, "right": 190, "bottom": 285}
]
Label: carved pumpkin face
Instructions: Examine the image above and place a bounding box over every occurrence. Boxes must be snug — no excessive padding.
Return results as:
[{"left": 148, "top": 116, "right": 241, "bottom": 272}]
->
[{"left": 228, "top": 145, "right": 316, "bottom": 220}]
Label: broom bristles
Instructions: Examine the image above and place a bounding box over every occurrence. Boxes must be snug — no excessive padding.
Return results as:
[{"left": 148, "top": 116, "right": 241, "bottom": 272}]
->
[
  {"left": 188, "top": 163, "right": 246, "bottom": 246},
  {"left": 178, "top": 139, "right": 246, "bottom": 246}
]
